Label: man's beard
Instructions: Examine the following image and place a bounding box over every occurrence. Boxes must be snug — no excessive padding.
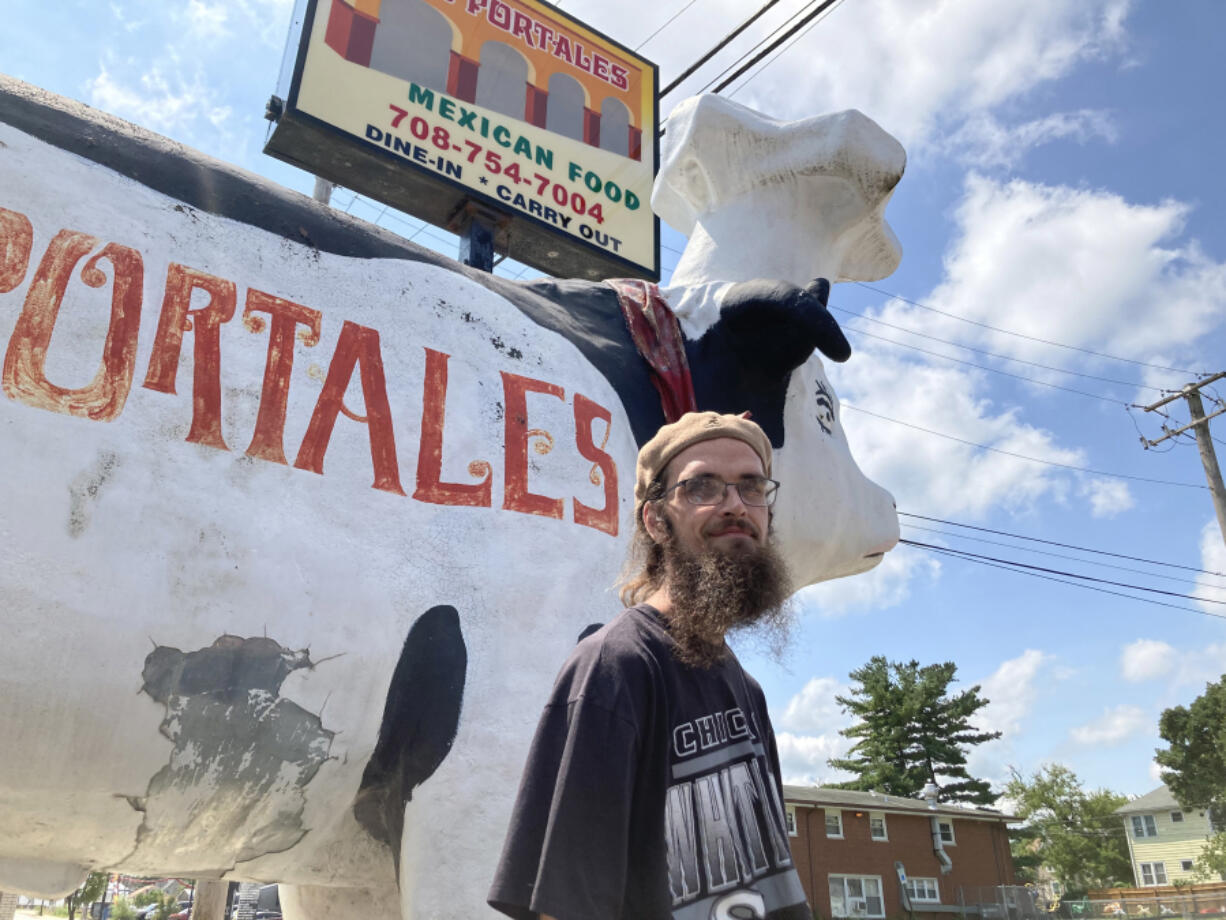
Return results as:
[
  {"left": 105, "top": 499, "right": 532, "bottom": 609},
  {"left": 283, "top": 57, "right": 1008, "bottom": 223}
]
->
[{"left": 659, "top": 525, "right": 794, "bottom": 669}]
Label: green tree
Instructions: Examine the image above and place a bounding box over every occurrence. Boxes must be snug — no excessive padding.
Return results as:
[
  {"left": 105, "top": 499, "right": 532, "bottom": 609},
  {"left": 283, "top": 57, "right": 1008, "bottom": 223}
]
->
[
  {"left": 1190, "top": 831, "right": 1226, "bottom": 882},
  {"left": 111, "top": 898, "right": 136, "bottom": 920},
  {"left": 64, "top": 873, "right": 107, "bottom": 920},
  {"left": 1156, "top": 672, "right": 1226, "bottom": 827},
  {"left": 132, "top": 891, "right": 160, "bottom": 908},
  {"left": 827, "top": 656, "right": 1001, "bottom": 804},
  {"left": 1003, "top": 764, "right": 1132, "bottom": 896},
  {"left": 1157, "top": 674, "right": 1226, "bottom": 884}
]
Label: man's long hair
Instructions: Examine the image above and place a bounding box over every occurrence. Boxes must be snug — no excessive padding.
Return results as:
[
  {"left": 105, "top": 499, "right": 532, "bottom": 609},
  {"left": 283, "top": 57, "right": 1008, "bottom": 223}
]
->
[{"left": 618, "top": 477, "right": 668, "bottom": 607}]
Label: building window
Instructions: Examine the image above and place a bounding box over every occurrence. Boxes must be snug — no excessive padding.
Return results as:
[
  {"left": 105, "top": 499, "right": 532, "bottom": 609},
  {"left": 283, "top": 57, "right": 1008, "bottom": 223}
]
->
[
  {"left": 1139, "top": 862, "right": 1168, "bottom": 886},
  {"left": 826, "top": 810, "right": 843, "bottom": 838},
  {"left": 786, "top": 806, "right": 798, "bottom": 837},
  {"left": 1181, "top": 860, "right": 1194, "bottom": 872},
  {"left": 906, "top": 878, "right": 941, "bottom": 903},
  {"left": 869, "top": 812, "right": 887, "bottom": 841},
  {"left": 829, "top": 875, "right": 885, "bottom": 918},
  {"left": 1132, "top": 815, "right": 1158, "bottom": 838},
  {"left": 1170, "top": 811, "right": 1184, "bottom": 823},
  {"left": 938, "top": 820, "right": 956, "bottom": 844}
]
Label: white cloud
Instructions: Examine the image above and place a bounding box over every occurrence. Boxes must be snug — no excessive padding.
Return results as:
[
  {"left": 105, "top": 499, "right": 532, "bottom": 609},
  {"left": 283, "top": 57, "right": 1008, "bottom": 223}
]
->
[
  {"left": 974, "top": 649, "right": 1049, "bottom": 738},
  {"left": 777, "top": 676, "right": 851, "bottom": 735},
  {"left": 1148, "top": 759, "right": 1164, "bottom": 785},
  {"left": 830, "top": 169, "right": 1225, "bottom": 608},
  {"left": 774, "top": 677, "right": 856, "bottom": 785},
  {"left": 945, "top": 110, "right": 1119, "bottom": 169},
  {"left": 1070, "top": 704, "right": 1150, "bottom": 745},
  {"left": 1081, "top": 477, "right": 1135, "bottom": 518},
  {"left": 902, "top": 175, "right": 1226, "bottom": 374},
  {"left": 1174, "top": 641, "right": 1226, "bottom": 689},
  {"left": 1120, "top": 639, "right": 1177, "bottom": 682},
  {"left": 185, "top": 0, "right": 229, "bottom": 40},
  {"left": 1195, "top": 520, "right": 1226, "bottom": 615},
  {"left": 798, "top": 543, "right": 940, "bottom": 616},
  {"left": 621, "top": 0, "right": 1133, "bottom": 152},
  {"left": 86, "top": 61, "right": 232, "bottom": 136},
  {"left": 837, "top": 351, "right": 1084, "bottom": 520},
  {"left": 775, "top": 731, "right": 855, "bottom": 787}
]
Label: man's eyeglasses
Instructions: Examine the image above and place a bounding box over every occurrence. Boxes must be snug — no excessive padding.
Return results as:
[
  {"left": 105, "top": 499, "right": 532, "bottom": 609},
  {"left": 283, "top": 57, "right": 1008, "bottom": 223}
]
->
[{"left": 662, "top": 474, "right": 780, "bottom": 507}]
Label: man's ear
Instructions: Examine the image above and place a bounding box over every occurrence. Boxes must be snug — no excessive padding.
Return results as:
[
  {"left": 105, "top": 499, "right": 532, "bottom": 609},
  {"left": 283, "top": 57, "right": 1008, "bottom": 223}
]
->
[{"left": 642, "top": 500, "right": 669, "bottom": 545}]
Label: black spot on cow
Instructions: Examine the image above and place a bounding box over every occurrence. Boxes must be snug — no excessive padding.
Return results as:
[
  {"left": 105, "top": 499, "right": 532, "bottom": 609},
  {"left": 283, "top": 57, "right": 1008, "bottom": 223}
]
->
[
  {"left": 129, "top": 636, "right": 335, "bottom": 870},
  {"left": 354, "top": 606, "right": 467, "bottom": 871}
]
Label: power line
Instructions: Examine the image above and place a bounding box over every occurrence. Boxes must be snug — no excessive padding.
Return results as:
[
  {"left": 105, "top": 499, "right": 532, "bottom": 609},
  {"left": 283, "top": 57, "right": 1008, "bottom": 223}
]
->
[
  {"left": 830, "top": 305, "right": 1166, "bottom": 391},
  {"left": 704, "top": 0, "right": 844, "bottom": 96},
  {"left": 900, "top": 522, "right": 1225, "bottom": 589},
  {"left": 660, "top": 0, "right": 784, "bottom": 98},
  {"left": 902, "top": 539, "right": 1226, "bottom": 606},
  {"left": 635, "top": 0, "right": 702, "bottom": 51},
  {"left": 901, "top": 541, "right": 1226, "bottom": 621},
  {"left": 839, "top": 322, "right": 1128, "bottom": 404},
  {"left": 694, "top": 0, "right": 818, "bottom": 94},
  {"left": 843, "top": 404, "right": 1208, "bottom": 490},
  {"left": 727, "top": 0, "right": 845, "bottom": 97},
  {"left": 854, "top": 282, "right": 1208, "bottom": 378},
  {"left": 898, "top": 512, "right": 1226, "bottom": 577}
]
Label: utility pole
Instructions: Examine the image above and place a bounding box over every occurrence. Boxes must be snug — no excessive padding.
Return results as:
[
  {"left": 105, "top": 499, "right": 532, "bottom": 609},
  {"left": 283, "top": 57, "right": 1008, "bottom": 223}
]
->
[{"left": 1141, "top": 371, "right": 1226, "bottom": 544}]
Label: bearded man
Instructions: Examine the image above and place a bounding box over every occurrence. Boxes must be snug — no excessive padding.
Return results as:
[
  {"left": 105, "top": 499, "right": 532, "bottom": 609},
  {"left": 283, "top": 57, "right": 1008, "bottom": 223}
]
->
[{"left": 489, "top": 411, "right": 811, "bottom": 920}]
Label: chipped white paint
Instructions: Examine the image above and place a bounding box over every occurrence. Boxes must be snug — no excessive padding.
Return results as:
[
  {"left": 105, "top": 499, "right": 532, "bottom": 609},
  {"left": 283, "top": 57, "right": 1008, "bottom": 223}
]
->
[{"left": 0, "top": 88, "right": 902, "bottom": 919}]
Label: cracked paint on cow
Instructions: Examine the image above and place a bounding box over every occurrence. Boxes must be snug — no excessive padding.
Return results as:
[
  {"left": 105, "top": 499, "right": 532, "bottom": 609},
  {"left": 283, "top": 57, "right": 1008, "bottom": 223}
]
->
[{"left": 125, "top": 635, "right": 335, "bottom": 872}]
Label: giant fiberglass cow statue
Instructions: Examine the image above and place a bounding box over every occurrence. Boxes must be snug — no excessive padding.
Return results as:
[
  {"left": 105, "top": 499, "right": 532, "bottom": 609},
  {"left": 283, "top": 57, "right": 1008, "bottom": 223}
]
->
[{"left": 0, "top": 78, "right": 904, "bottom": 919}]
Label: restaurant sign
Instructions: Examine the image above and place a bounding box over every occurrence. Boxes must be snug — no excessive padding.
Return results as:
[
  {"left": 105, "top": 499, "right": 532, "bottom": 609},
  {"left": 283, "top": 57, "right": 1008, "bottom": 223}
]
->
[{"left": 265, "top": 0, "right": 659, "bottom": 280}]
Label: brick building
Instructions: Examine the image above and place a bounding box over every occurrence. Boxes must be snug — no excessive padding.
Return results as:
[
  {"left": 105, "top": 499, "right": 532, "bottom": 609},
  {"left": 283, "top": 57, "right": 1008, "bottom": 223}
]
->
[{"left": 784, "top": 786, "right": 1018, "bottom": 917}]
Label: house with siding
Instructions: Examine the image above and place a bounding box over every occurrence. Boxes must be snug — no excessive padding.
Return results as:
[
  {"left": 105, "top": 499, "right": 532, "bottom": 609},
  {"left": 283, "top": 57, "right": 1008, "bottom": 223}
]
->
[
  {"left": 784, "top": 786, "right": 1018, "bottom": 918},
  {"left": 1114, "top": 785, "right": 1221, "bottom": 885}
]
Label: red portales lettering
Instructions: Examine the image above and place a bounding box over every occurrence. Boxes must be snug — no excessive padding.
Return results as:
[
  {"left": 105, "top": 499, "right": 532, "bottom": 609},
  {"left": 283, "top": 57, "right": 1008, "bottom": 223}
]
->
[
  {"left": 294, "top": 320, "right": 406, "bottom": 496},
  {"left": 2, "top": 230, "right": 143, "bottom": 422},
  {"left": 0, "top": 216, "right": 623, "bottom": 532},
  {"left": 143, "top": 264, "right": 237, "bottom": 451},
  {"left": 0, "top": 207, "right": 33, "bottom": 293},
  {"left": 414, "top": 347, "right": 493, "bottom": 508},
  {"left": 572, "top": 392, "right": 618, "bottom": 536},
  {"left": 502, "top": 371, "right": 564, "bottom": 519},
  {"left": 243, "top": 289, "right": 322, "bottom": 465}
]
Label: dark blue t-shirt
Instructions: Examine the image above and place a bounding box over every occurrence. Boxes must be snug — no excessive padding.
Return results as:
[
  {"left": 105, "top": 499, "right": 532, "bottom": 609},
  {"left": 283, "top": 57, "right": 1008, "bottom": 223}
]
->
[{"left": 488, "top": 605, "right": 810, "bottom": 920}]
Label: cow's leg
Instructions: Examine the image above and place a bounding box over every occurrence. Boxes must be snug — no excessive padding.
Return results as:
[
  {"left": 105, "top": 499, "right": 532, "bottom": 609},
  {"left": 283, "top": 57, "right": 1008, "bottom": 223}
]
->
[
  {"left": 279, "top": 884, "right": 401, "bottom": 920},
  {"left": 192, "top": 880, "right": 229, "bottom": 920}
]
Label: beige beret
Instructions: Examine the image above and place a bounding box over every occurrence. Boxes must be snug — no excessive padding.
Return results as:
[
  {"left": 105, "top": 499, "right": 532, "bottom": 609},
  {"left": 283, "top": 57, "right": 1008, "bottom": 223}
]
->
[{"left": 634, "top": 412, "right": 773, "bottom": 523}]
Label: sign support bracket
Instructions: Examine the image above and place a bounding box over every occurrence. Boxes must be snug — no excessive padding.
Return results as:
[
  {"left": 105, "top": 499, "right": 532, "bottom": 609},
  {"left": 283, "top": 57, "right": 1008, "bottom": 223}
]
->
[{"left": 449, "top": 199, "right": 511, "bottom": 274}]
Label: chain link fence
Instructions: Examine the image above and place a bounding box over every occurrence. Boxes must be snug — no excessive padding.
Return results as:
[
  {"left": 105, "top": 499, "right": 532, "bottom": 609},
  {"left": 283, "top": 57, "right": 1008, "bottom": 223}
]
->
[
  {"left": 1057, "top": 896, "right": 1226, "bottom": 920},
  {"left": 958, "top": 886, "right": 1046, "bottom": 920}
]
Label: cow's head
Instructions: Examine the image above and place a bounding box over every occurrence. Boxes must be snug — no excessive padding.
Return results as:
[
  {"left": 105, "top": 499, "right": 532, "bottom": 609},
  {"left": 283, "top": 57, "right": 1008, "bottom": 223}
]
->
[
  {"left": 652, "top": 94, "right": 907, "bottom": 590},
  {"left": 678, "top": 277, "right": 899, "bottom": 590}
]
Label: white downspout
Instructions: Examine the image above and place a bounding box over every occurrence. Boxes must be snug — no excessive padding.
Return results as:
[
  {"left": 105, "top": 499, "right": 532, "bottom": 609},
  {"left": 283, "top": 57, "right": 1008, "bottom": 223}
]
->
[{"left": 924, "top": 782, "right": 954, "bottom": 875}]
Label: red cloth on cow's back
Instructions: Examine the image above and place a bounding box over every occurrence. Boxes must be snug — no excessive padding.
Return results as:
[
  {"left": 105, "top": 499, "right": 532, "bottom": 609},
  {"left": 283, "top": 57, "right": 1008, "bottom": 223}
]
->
[{"left": 605, "top": 279, "right": 698, "bottom": 424}]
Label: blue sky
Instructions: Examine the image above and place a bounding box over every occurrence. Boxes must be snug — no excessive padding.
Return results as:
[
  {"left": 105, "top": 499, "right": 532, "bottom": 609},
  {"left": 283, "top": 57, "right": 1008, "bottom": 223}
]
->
[{"left": 4, "top": 0, "right": 1224, "bottom": 803}]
